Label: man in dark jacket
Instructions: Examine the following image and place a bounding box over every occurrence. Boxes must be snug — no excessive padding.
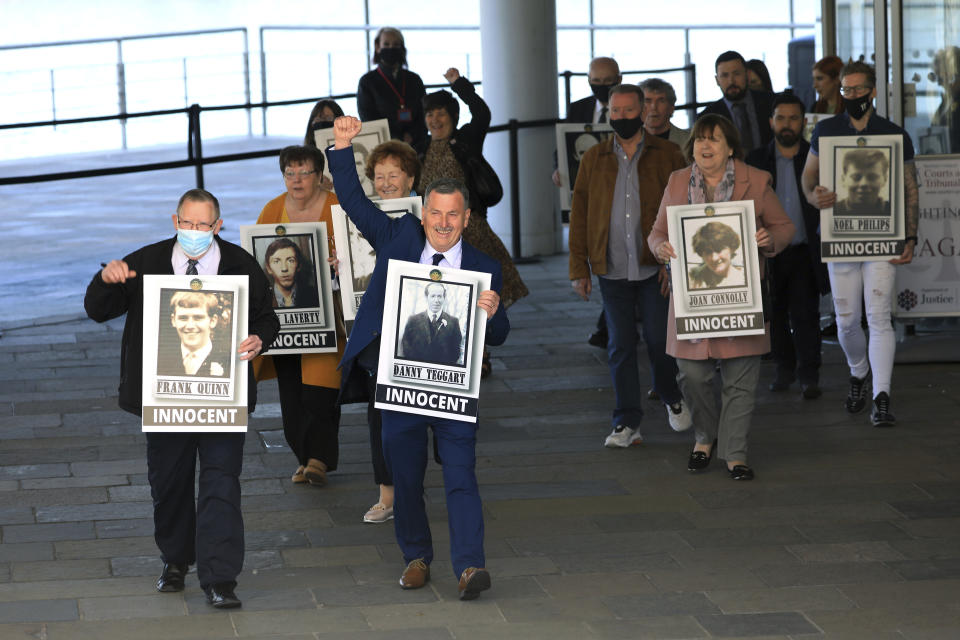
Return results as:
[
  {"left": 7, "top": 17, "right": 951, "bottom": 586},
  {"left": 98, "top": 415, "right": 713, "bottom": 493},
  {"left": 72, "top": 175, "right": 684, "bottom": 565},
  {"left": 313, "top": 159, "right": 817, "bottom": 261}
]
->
[
  {"left": 700, "top": 50, "right": 775, "bottom": 153},
  {"left": 399, "top": 282, "right": 463, "bottom": 364},
  {"left": 84, "top": 188, "right": 279, "bottom": 610},
  {"left": 746, "top": 93, "right": 829, "bottom": 398}
]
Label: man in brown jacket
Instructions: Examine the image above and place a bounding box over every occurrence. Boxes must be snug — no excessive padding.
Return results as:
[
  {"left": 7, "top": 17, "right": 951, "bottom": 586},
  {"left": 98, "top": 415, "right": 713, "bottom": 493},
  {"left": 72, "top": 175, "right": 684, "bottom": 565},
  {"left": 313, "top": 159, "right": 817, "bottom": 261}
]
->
[{"left": 569, "top": 84, "right": 691, "bottom": 447}]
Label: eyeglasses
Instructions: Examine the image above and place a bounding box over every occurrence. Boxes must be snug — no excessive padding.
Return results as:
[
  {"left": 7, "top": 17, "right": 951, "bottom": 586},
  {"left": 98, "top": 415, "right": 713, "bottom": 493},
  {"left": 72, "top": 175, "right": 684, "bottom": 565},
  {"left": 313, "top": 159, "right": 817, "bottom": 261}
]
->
[
  {"left": 283, "top": 169, "right": 317, "bottom": 180},
  {"left": 177, "top": 218, "right": 216, "bottom": 231},
  {"left": 840, "top": 84, "right": 873, "bottom": 97}
]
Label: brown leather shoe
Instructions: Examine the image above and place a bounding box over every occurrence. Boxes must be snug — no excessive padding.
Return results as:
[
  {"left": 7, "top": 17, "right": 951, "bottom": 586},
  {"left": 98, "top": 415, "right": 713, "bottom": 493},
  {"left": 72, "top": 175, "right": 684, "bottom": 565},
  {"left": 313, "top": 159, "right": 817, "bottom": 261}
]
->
[
  {"left": 458, "top": 567, "right": 491, "bottom": 600},
  {"left": 399, "top": 559, "right": 430, "bottom": 589},
  {"left": 304, "top": 458, "right": 327, "bottom": 487}
]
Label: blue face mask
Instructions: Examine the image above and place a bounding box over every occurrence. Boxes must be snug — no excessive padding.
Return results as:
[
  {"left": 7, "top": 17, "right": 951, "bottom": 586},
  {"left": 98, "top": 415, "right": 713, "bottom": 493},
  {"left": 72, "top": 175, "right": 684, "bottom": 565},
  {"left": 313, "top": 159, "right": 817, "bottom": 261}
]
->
[{"left": 177, "top": 228, "right": 214, "bottom": 257}]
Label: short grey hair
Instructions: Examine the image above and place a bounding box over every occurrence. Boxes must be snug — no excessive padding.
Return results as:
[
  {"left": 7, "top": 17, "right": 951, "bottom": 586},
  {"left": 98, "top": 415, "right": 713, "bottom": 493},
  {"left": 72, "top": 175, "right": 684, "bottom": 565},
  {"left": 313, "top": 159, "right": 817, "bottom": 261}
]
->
[
  {"left": 638, "top": 78, "right": 677, "bottom": 105},
  {"left": 424, "top": 177, "right": 470, "bottom": 207},
  {"left": 608, "top": 84, "right": 644, "bottom": 104},
  {"left": 176, "top": 188, "right": 221, "bottom": 221}
]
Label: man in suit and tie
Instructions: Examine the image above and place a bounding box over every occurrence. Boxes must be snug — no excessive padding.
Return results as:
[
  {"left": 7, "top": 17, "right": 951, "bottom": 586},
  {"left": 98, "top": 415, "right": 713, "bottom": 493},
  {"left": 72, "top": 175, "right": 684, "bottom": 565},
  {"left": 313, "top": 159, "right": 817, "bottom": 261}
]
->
[
  {"left": 555, "top": 56, "right": 622, "bottom": 348},
  {"left": 327, "top": 116, "right": 509, "bottom": 601},
  {"left": 699, "top": 50, "right": 775, "bottom": 154},
  {"left": 400, "top": 282, "right": 463, "bottom": 364},
  {"left": 84, "top": 188, "right": 279, "bottom": 610}
]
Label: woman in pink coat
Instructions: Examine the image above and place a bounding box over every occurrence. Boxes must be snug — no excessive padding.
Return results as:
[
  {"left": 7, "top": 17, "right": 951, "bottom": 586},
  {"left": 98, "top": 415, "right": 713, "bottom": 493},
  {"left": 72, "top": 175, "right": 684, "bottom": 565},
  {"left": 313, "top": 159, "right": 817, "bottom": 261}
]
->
[{"left": 647, "top": 114, "right": 794, "bottom": 481}]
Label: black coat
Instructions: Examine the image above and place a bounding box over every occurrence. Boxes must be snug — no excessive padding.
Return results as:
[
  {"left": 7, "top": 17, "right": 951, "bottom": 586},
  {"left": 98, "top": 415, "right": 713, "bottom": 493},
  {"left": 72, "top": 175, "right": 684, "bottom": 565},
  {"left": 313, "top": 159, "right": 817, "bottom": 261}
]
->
[
  {"left": 357, "top": 65, "right": 429, "bottom": 154},
  {"left": 567, "top": 95, "right": 599, "bottom": 124},
  {"left": 746, "top": 139, "right": 830, "bottom": 294},
  {"left": 84, "top": 236, "right": 280, "bottom": 416},
  {"left": 399, "top": 310, "right": 463, "bottom": 365},
  {"left": 699, "top": 90, "right": 776, "bottom": 149}
]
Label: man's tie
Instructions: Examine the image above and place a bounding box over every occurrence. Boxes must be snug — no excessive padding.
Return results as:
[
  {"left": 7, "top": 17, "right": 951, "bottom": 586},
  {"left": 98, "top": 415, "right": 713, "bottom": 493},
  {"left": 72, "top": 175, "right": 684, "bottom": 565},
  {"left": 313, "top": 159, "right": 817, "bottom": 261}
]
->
[
  {"left": 599, "top": 106, "right": 608, "bottom": 124},
  {"left": 186, "top": 259, "right": 199, "bottom": 275},
  {"left": 732, "top": 102, "right": 754, "bottom": 151},
  {"left": 431, "top": 253, "right": 444, "bottom": 266}
]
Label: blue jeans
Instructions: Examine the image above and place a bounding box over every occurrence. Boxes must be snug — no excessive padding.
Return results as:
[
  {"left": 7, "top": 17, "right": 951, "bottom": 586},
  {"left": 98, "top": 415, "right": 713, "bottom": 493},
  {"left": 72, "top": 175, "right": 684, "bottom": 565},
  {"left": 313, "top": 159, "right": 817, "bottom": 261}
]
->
[{"left": 598, "top": 275, "right": 681, "bottom": 428}]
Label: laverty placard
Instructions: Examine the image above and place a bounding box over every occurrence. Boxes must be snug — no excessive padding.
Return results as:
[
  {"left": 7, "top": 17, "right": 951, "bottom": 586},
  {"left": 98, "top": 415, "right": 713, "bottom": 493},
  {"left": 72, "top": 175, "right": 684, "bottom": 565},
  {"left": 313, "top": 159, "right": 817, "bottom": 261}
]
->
[
  {"left": 332, "top": 196, "right": 422, "bottom": 321},
  {"left": 240, "top": 223, "right": 337, "bottom": 353},
  {"left": 666, "top": 201, "right": 765, "bottom": 340},
  {"left": 141, "top": 274, "right": 249, "bottom": 432},
  {"left": 819, "top": 134, "right": 906, "bottom": 261},
  {"left": 375, "top": 260, "right": 490, "bottom": 422}
]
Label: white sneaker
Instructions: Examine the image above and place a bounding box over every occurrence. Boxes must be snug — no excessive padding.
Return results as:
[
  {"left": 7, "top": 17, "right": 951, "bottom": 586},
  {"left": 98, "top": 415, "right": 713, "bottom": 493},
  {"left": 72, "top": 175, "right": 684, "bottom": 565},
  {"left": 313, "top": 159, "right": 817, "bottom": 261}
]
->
[
  {"left": 666, "top": 400, "right": 693, "bottom": 432},
  {"left": 604, "top": 425, "right": 642, "bottom": 448}
]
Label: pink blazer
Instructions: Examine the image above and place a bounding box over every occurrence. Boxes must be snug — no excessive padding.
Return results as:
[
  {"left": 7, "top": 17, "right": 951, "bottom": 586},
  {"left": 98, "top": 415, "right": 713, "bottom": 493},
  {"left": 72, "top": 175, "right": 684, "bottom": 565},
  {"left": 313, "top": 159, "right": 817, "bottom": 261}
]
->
[{"left": 647, "top": 160, "right": 795, "bottom": 360}]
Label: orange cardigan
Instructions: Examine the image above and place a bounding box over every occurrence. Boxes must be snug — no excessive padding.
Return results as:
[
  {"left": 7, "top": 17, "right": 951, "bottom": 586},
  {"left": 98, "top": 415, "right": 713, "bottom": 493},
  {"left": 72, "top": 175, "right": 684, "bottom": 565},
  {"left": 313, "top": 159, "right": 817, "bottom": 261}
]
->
[{"left": 252, "top": 191, "right": 345, "bottom": 389}]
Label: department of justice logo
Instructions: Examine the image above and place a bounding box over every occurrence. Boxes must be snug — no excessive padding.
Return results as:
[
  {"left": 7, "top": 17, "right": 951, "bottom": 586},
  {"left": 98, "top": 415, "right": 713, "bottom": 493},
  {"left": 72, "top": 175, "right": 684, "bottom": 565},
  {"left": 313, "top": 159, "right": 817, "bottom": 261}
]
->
[
  {"left": 189, "top": 278, "right": 203, "bottom": 290},
  {"left": 429, "top": 269, "right": 442, "bottom": 281}
]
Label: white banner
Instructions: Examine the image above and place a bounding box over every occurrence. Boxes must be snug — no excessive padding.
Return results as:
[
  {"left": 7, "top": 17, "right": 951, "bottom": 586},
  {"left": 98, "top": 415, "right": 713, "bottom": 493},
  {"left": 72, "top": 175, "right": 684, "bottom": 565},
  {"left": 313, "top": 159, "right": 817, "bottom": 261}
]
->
[{"left": 893, "top": 155, "right": 960, "bottom": 317}]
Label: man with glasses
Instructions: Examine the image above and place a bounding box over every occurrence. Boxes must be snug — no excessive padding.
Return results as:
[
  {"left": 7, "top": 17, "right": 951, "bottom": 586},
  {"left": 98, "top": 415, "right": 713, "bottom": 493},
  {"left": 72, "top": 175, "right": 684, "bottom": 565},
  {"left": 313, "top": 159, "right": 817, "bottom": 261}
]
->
[
  {"left": 84, "top": 188, "right": 279, "bottom": 609},
  {"left": 801, "top": 60, "right": 919, "bottom": 428}
]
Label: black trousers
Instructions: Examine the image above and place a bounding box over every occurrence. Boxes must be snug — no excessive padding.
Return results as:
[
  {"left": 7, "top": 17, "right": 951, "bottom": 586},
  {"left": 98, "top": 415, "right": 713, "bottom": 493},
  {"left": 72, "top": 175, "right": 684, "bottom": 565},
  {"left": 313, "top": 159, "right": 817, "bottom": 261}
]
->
[
  {"left": 365, "top": 370, "right": 392, "bottom": 486},
  {"left": 274, "top": 355, "right": 341, "bottom": 470},
  {"left": 146, "top": 432, "right": 244, "bottom": 589},
  {"left": 769, "top": 244, "right": 822, "bottom": 384}
]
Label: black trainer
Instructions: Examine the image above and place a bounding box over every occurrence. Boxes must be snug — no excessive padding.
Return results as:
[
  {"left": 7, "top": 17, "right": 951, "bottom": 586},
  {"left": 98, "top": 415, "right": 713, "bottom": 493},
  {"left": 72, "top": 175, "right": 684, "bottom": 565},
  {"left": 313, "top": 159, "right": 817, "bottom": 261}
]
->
[
  {"left": 845, "top": 375, "right": 868, "bottom": 413},
  {"left": 871, "top": 392, "right": 896, "bottom": 427}
]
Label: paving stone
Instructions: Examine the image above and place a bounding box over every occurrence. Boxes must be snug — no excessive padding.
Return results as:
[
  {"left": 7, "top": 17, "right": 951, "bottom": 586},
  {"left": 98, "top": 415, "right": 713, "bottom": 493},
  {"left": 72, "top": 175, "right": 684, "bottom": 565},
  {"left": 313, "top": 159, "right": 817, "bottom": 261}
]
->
[
  {"left": 362, "top": 600, "right": 506, "bottom": 629},
  {"left": 0, "top": 542, "right": 53, "bottom": 563},
  {"left": 281, "top": 545, "right": 383, "bottom": 567},
  {"left": 54, "top": 536, "right": 156, "bottom": 560},
  {"left": 786, "top": 541, "right": 906, "bottom": 563},
  {"left": 230, "top": 607, "right": 370, "bottom": 636},
  {"left": 705, "top": 585, "right": 857, "bottom": 613},
  {"left": 602, "top": 592, "right": 721, "bottom": 618},
  {"left": 535, "top": 572, "right": 658, "bottom": 599},
  {"left": 587, "top": 616, "right": 708, "bottom": 639},
  {"left": 891, "top": 499, "right": 960, "bottom": 520},
  {"left": 695, "top": 611, "right": 820, "bottom": 637},
  {"left": 0, "top": 507, "right": 36, "bottom": 525},
  {"left": 11, "top": 558, "right": 110, "bottom": 581},
  {"left": 677, "top": 525, "right": 808, "bottom": 549},
  {"left": 69, "top": 459, "right": 146, "bottom": 477},
  {"left": 35, "top": 502, "right": 151, "bottom": 523},
  {"left": 78, "top": 593, "right": 187, "bottom": 620},
  {"left": 3, "top": 521, "right": 95, "bottom": 543},
  {"left": 887, "top": 559, "right": 960, "bottom": 580},
  {"left": 43, "top": 615, "right": 237, "bottom": 639},
  {"left": 754, "top": 561, "right": 904, "bottom": 587},
  {"left": 0, "top": 598, "right": 78, "bottom": 622},
  {"left": 21, "top": 475, "right": 130, "bottom": 490},
  {"left": 796, "top": 521, "right": 914, "bottom": 543},
  {"left": 646, "top": 566, "right": 766, "bottom": 591},
  {"left": 95, "top": 518, "right": 154, "bottom": 539},
  {"left": 449, "top": 621, "right": 596, "bottom": 640},
  {"left": 183, "top": 586, "right": 315, "bottom": 614},
  {"left": 0, "top": 463, "right": 70, "bottom": 480}
]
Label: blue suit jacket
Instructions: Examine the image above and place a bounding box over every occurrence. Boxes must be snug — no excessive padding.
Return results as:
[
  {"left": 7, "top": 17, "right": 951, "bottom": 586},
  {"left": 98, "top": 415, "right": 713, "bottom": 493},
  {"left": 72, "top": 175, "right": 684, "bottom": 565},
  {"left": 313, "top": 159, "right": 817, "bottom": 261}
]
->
[{"left": 327, "top": 145, "right": 510, "bottom": 399}]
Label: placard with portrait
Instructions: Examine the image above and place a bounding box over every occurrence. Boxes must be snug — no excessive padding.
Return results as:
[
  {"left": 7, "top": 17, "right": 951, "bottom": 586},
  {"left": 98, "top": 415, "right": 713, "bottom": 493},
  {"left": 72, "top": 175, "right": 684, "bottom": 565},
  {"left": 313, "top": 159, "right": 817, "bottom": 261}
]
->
[
  {"left": 315, "top": 118, "right": 390, "bottom": 200},
  {"left": 665, "top": 201, "right": 765, "bottom": 340},
  {"left": 555, "top": 122, "right": 614, "bottom": 210},
  {"left": 141, "top": 274, "right": 249, "bottom": 432},
  {"left": 239, "top": 222, "right": 337, "bottom": 353},
  {"left": 331, "top": 196, "right": 422, "bottom": 321},
  {"left": 374, "top": 259, "right": 491, "bottom": 423},
  {"left": 819, "top": 134, "right": 906, "bottom": 261},
  {"left": 803, "top": 112, "right": 834, "bottom": 142}
]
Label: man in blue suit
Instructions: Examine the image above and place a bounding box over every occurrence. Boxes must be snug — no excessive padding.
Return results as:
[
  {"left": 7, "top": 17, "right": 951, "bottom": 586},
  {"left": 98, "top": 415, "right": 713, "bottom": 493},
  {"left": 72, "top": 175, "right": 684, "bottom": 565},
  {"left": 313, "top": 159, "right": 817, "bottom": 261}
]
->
[{"left": 327, "top": 116, "right": 509, "bottom": 601}]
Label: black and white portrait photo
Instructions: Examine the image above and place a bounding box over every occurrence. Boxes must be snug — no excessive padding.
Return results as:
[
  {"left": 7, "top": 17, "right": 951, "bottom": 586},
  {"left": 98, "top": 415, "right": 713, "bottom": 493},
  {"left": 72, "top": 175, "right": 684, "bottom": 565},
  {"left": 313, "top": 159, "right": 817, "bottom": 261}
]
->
[
  {"left": 683, "top": 217, "right": 747, "bottom": 291},
  {"left": 555, "top": 123, "right": 613, "bottom": 209},
  {"left": 346, "top": 221, "right": 377, "bottom": 294},
  {"left": 156, "top": 289, "right": 235, "bottom": 378},
  {"left": 316, "top": 118, "right": 389, "bottom": 199},
  {"left": 253, "top": 234, "right": 321, "bottom": 310},
  {"left": 395, "top": 278, "right": 471, "bottom": 367},
  {"left": 833, "top": 147, "right": 893, "bottom": 217}
]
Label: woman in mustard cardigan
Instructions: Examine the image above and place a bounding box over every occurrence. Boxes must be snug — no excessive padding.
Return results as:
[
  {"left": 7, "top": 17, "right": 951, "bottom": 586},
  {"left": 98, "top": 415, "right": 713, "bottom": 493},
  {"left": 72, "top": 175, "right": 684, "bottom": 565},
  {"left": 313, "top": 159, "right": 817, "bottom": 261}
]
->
[{"left": 254, "top": 145, "right": 345, "bottom": 487}]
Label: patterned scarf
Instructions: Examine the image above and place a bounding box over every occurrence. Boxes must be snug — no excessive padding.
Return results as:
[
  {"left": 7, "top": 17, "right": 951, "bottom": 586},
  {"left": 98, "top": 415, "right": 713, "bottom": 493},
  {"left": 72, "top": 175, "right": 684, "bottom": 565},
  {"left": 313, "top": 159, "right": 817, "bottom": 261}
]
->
[{"left": 688, "top": 158, "right": 736, "bottom": 204}]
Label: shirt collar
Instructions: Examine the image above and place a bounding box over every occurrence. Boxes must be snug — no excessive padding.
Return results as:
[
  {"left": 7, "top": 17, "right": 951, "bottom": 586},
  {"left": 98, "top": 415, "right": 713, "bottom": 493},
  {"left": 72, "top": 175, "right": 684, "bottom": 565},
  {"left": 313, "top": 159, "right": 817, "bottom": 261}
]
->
[
  {"left": 421, "top": 238, "right": 463, "bottom": 269},
  {"left": 172, "top": 238, "right": 221, "bottom": 275}
]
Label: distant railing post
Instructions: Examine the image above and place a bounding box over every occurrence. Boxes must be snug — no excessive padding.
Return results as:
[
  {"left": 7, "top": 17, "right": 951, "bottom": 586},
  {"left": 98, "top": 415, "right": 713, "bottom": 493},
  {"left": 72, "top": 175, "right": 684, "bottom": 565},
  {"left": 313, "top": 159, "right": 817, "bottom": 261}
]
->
[
  {"left": 188, "top": 104, "right": 205, "bottom": 189},
  {"left": 116, "top": 39, "right": 128, "bottom": 150},
  {"left": 50, "top": 69, "right": 57, "bottom": 129},
  {"left": 508, "top": 118, "right": 522, "bottom": 259},
  {"left": 563, "top": 70, "right": 573, "bottom": 115}
]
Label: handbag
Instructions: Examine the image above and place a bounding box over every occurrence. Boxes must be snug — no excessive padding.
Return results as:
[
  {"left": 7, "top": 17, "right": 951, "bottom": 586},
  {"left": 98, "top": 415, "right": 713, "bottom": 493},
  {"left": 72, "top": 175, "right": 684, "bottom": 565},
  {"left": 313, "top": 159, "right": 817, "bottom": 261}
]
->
[{"left": 450, "top": 139, "right": 503, "bottom": 209}]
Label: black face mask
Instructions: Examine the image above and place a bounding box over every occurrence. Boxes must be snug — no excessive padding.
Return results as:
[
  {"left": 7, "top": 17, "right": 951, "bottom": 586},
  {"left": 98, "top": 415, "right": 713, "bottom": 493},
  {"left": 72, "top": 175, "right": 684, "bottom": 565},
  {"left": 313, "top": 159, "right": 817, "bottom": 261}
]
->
[
  {"left": 844, "top": 92, "right": 872, "bottom": 119},
  {"left": 379, "top": 47, "right": 404, "bottom": 66},
  {"left": 311, "top": 120, "right": 334, "bottom": 131},
  {"left": 589, "top": 82, "right": 616, "bottom": 104},
  {"left": 610, "top": 115, "right": 644, "bottom": 140}
]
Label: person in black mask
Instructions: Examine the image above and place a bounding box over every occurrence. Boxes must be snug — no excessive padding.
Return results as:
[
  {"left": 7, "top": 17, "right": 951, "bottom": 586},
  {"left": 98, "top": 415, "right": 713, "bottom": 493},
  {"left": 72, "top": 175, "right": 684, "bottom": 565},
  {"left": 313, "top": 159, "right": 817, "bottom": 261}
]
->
[
  {"left": 801, "top": 60, "right": 919, "bottom": 429},
  {"left": 357, "top": 27, "right": 428, "bottom": 154},
  {"left": 554, "top": 56, "right": 622, "bottom": 348},
  {"left": 568, "top": 84, "right": 693, "bottom": 448}
]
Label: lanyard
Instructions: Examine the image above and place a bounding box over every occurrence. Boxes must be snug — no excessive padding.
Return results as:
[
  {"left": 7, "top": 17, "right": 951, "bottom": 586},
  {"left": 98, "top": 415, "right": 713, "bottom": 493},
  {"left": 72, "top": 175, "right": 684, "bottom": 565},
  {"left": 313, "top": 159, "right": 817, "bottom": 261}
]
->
[{"left": 376, "top": 67, "right": 407, "bottom": 108}]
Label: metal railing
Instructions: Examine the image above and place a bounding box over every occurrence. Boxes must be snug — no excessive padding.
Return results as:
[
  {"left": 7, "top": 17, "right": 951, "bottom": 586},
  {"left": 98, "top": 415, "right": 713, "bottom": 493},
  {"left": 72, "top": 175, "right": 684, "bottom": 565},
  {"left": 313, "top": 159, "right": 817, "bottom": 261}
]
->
[{"left": 0, "top": 67, "right": 706, "bottom": 259}]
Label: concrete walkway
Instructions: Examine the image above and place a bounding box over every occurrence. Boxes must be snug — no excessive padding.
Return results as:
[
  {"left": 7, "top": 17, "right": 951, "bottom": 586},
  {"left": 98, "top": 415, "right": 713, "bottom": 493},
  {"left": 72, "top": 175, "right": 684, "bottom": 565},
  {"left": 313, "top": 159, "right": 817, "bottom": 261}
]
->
[{"left": 2, "top": 142, "right": 960, "bottom": 638}]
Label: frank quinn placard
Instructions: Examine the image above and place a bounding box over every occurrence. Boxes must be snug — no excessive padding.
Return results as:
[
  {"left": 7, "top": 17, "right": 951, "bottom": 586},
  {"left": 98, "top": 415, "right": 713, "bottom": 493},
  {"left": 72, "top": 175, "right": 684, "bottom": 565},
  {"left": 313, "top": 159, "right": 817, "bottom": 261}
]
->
[
  {"left": 315, "top": 118, "right": 390, "bottom": 200},
  {"left": 375, "top": 260, "right": 490, "bottom": 423},
  {"left": 555, "top": 122, "right": 613, "bottom": 210},
  {"left": 819, "top": 134, "right": 906, "bottom": 261},
  {"left": 141, "top": 275, "right": 249, "bottom": 432},
  {"left": 240, "top": 223, "right": 337, "bottom": 353},
  {"left": 666, "top": 201, "right": 765, "bottom": 340},
  {"left": 332, "top": 196, "right": 422, "bottom": 321}
]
